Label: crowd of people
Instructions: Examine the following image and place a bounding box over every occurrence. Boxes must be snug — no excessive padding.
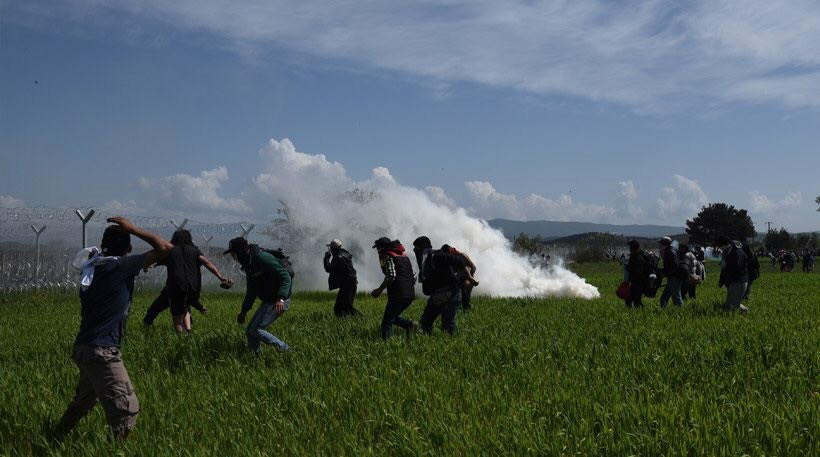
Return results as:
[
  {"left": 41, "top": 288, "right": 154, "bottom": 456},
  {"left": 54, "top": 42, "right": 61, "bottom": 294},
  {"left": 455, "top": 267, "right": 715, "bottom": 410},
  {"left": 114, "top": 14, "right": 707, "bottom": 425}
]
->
[
  {"left": 762, "top": 249, "right": 816, "bottom": 273},
  {"left": 54, "top": 217, "right": 479, "bottom": 440},
  {"left": 620, "top": 236, "right": 761, "bottom": 313}
]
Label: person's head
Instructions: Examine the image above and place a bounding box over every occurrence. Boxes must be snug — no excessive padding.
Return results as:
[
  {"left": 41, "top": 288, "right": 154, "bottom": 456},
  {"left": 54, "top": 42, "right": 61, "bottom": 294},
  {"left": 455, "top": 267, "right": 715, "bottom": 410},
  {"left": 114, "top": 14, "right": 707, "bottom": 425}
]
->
[
  {"left": 628, "top": 240, "right": 640, "bottom": 253},
  {"left": 658, "top": 236, "right": 672, "bottom": 248},
  {"left": 679, "top": 243, "right": 689, "bottom": 254},
  {"left": 715, "top": 235, "right": 730, "bottom": 248},
  {"left": 101, "top": 225, "right": 132, "bottom": 257},
  {"left": 412, "top": 236, "right": 432, "bottom": 254},
  {"left": 327, "top": 239, "right": 343, "bottom": 252},
  {"left": 372, "top": 237, "right": 392, "bottom": 252},
  {"left": 171, "top": 229, "right": 194, "bottom": 247},
  {"left": 223, "top": 237, "right": 251, "bottom": 266}
]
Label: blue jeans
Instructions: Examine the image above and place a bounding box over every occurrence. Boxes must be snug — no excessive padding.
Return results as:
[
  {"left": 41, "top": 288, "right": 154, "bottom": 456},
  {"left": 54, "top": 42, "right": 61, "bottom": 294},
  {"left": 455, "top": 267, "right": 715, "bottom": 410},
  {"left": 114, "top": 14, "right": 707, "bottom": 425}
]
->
[
  {"left": 420, "top": 287, "right": 461, "bottom": 335},
  {"left": 660, "top": 276, "right": 684, "bottom": 307},
  {"left": 381, "top": 297, "right": 414, "bottom": 339},
  {"left": 246, "top": 299, "right": 290, "bottom": 354}
]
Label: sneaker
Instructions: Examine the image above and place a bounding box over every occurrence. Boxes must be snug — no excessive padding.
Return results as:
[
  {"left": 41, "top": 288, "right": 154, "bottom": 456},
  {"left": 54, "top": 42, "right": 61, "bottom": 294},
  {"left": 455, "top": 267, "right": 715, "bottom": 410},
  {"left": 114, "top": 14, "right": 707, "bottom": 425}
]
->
[
  {"left": 407, "top": 320, "right": 419, "bottom": 336},
  {"left": 739, "top": 304, "right": 748, "bottom": 314}
]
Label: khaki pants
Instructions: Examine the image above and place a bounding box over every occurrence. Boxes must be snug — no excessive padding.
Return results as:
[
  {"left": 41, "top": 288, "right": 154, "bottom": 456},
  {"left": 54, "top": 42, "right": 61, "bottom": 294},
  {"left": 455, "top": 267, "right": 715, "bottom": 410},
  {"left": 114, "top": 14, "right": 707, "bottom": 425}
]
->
[{"left": 59, "top": 344, "right": 140, "bottom": 437}]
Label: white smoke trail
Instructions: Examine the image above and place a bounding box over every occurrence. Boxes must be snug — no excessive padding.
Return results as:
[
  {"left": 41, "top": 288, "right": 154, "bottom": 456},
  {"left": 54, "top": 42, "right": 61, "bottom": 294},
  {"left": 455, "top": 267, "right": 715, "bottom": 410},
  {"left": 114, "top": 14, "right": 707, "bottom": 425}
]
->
[{"left": 249, "top": 138, "right": 599, "bottom": 299}]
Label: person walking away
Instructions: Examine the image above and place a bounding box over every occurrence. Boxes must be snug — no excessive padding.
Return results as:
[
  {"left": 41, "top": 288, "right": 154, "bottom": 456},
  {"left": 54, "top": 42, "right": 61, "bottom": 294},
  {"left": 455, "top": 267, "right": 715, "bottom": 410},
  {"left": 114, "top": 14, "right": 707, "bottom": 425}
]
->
[
  {"left": 717, "top": 235, "right": 749, "bottom": 313},
  {"left": 742, "top": 244, "right": 760, "bottom": 300},
  {"left": 158, "top": 229, "right": 232, "bottom": 334},
  {"left": 678, "top": 244, "right": 700, "bottom": 300},
  {"left": 441, "top": 244, "right": 478, "bottom": 311},
  {"left": 370, "top": 237, "right": 417, "bottom": 338},
  {"left": 658, "top": 237, "right": 684, "bottom": 307},
  {"left": 324, "top": 239, "right": 359, "bottom": 318},
  {"left": 412, "top": 236, "right": 478, "bottom": 335},
  {"left": 624, "top": 240, "right": 648, "bottom": 307},
  {"left": 56, "top": 217, "right": 173, "bottom": 440},
  {"left": 224, "top": 237, "right": 293, "bottom": 354}
]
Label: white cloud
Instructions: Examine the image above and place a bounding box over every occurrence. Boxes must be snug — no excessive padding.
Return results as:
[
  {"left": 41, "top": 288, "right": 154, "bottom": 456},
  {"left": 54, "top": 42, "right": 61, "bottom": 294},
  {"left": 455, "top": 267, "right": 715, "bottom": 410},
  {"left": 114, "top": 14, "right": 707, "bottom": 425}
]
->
[
  {"left": 748, "top": 190, "right": 802, "bottom": 213},
  {"left": 136, "top": 166, "right": 251, "bottom": 215},
  {"left": 653, "top": 175, "right": 709, "bottom": 220},
  {"left": 525, "top": 193, "right": 616, "bottom": 222},
  {"left": 615, "top": 180, "right": 643, "bottom": 219},
  {"left": 424, "top": 186, "right": 457, "bottom": 209},
  {"left": 16, "top": 0, "right": 820, "bottom": 110},
  {"left": 0, "top": 195, "right": 25, "bottom": 208},
  {"left": 464, "top": 181, "right": 524, "bottom": 220}
]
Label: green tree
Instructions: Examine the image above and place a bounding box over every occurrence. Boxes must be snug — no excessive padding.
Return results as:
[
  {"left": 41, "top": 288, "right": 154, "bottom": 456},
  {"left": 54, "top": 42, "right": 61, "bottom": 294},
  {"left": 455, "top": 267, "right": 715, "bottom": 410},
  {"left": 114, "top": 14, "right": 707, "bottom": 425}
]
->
[
  {"left": 685, "top": 203, "right": 756, "bottom": 246},
  {"left": 764, "top": 228, "right": 793, "bottom": 251},
  {"left": 513, "top": 232, "right": 544, "bottom": 255}
]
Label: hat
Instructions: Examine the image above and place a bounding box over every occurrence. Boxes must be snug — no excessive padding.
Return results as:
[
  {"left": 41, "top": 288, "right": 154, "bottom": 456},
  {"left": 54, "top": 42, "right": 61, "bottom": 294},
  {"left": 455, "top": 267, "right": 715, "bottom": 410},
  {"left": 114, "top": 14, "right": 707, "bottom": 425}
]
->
[
  {"left": 658, "top": 236, "right": 672, "bottom": 245},
  {"left": 327, "top": 239, "right": 342, "bottom": 249},
  {"left": 223, "top": 237, "right": 249, "bottom": 255},
  {"left": 412, "top": 236, "right": 432, "bottom": 250},
  {"left": 372, "top": 237, "right": 392, "bottom": 249}
]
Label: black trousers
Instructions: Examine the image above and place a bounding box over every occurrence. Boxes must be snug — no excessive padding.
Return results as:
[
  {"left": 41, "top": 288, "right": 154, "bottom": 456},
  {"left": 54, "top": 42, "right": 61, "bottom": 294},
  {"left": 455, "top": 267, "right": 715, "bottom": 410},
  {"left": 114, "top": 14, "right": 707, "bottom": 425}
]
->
[
  {"left": 143, "top": 288, "right": 205, "bottom": 325},
  {"left": 625, "top": 284, "right": 644, "bottom": 308},
  {"left": 461, "top": 284, "right": 474, "bottom": 310},
  {"left": 333, "top": 283, "right": 359, "bottom": 317}
]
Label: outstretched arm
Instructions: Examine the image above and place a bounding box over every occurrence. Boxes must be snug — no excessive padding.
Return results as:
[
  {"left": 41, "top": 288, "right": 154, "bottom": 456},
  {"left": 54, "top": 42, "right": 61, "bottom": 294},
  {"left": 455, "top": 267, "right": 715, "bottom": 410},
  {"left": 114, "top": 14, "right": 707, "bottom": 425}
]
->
[
  {"left": 199, "top": 255, "right": 229, "bottom": 283},
  {"left": 107, "top": 217, "right": 173, "bottom": 268}
]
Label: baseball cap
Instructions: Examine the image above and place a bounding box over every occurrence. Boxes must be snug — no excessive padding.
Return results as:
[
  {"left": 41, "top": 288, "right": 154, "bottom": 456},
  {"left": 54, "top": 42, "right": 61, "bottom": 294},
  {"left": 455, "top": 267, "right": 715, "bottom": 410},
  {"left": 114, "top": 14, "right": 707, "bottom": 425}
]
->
[
  {"left": 372, "top": 237, "right": 392, "bottom": 249},
  {"left": 327, "top": 239, "right": 343, "bottom": 249},
  {"left": 658, "top": 236, "right": 672, "bottom": 245},
  {"left": 223, "top": 237, "right": 248, "bottom": 255}
]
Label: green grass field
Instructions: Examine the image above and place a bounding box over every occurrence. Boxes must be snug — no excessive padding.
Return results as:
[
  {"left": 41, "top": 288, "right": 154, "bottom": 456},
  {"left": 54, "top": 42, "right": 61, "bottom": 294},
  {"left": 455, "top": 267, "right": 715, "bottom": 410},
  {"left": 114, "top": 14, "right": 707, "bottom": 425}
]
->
[{"left": 0, "top": 262, "right": 817, "bottom": 456}]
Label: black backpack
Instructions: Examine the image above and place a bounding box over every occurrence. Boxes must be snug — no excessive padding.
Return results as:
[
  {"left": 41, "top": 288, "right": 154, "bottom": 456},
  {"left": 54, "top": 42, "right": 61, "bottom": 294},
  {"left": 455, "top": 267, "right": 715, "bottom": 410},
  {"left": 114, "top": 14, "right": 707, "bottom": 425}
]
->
[
  {"left": 254, "top": 246, "right": 295, "bottom": 279},
  {"left": 641, "top": 252, "right": 661, "bottom": 297},
  {"left": 418, "top": 249, "right": 457, "bottom": 295}
]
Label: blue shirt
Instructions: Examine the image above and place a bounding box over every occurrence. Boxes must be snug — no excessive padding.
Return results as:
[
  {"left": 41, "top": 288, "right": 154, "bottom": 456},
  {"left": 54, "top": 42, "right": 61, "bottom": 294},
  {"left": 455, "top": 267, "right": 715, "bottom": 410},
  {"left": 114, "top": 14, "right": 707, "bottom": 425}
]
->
[{"left": 75, "top": 254, "right": 145, "bottom": 347}]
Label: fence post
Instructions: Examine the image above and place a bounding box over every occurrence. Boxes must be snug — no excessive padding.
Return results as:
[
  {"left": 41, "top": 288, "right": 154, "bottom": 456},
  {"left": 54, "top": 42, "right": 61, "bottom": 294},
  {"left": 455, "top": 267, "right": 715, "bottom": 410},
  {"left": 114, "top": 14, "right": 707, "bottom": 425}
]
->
[
  {"left": 31, "top": 225, "right": 47, "bottom": 282},
  {"left": 170, "top": 218, "right": 188, "bottom": 230},
  {"left": 75, "top": 209, "right": 95, "bottom": 248},
  {"left": 240, "top": 223, "right": 255, "bottom": 239},
  {"left": 202, "top": 235, "right": 213, "bottom": 254}
]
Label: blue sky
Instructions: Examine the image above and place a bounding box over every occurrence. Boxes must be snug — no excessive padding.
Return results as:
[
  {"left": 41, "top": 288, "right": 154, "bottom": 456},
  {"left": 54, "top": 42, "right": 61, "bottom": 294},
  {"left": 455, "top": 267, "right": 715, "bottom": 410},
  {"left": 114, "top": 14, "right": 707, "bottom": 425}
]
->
[{"left": 1, "top": 0, "right": 818, "bottom": 231}]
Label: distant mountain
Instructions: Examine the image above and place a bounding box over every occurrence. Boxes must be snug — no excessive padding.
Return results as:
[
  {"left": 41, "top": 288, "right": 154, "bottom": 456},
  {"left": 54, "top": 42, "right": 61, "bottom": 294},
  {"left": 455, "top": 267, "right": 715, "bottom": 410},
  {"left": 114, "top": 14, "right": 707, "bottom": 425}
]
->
[{"left": 487, "top": 219, "right": 685, "bottom": 240}]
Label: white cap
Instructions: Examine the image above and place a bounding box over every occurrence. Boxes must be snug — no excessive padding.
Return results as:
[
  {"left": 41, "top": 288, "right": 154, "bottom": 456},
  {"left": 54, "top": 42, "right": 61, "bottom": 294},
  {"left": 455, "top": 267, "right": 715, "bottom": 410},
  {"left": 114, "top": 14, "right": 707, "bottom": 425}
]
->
[{"left": 327, "top": 239, "right": 342, "bottom": 249}]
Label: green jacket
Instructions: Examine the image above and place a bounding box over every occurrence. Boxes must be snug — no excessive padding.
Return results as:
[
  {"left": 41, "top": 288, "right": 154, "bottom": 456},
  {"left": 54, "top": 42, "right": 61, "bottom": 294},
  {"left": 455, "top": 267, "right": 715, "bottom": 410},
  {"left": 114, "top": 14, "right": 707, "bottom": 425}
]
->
[{"left": 240, "top": 251, "right": 292, "bottom": 314}]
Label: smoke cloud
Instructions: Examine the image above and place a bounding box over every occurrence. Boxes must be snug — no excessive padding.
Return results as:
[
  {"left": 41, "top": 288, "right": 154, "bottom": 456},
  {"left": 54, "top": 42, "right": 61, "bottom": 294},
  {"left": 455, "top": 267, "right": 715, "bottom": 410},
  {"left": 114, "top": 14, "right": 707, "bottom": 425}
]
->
[{"left": 251, "top": 138, "right": 599, "bottom": 299}]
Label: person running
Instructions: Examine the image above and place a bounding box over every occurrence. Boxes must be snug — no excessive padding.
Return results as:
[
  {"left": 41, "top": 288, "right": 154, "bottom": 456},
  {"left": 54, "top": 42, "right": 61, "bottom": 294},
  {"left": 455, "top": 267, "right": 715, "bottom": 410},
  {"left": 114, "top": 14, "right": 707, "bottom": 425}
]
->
[
  {"left": 717, "top": 235, "right": 749, "bottom": 313},
  {"left": 56, "top": 217, "right": 173, "bottom": 440},
  {"left": 624, "top": 240, "right": 648, "bottom": 307},
  {"left": 324, "top": 239, "right": 359, "bottom": 318},
  {"left": 145, "top": 230, "right": 231, "bottom": 332},
  {"left": 412, "top": 236, "right": 478, "bottom": 335},
  {"left": 224, "top": 237, "right": 292, "bottom": 354},
  {"left": 370, "top": 237, "right": 418, "bottom": 339},
  {"left": 658, "top": 237, "right": 684, "bottom": 307},
  {"left": 441, "top": 244, "right": 478, "bottom": 311}
]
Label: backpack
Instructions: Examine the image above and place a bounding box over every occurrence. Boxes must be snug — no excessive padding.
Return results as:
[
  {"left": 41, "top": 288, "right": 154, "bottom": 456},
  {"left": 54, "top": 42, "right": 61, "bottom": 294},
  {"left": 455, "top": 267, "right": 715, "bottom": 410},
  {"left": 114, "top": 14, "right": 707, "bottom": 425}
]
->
[
  {"left": 641, "top": 252, "right": 660, "bottom": 297},
  {"left": 260, "top": 247, "right": 295, "bottom": 279},
  {"left": 676, "top": 253, "right": 694, "bottom": 281},
  {"left": 418, "top": 249, "right": 457, "bottom": 296}
]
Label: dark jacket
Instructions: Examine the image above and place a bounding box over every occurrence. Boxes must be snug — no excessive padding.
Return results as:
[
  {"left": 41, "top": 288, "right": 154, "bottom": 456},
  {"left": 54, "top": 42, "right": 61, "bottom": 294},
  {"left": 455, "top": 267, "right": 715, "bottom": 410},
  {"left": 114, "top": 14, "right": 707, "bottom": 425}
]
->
[
  {"left": 417, "top": 248, "right": 467, "bottom": 294},
  {"left": 386, "top": 255, "right": 416, "bottom": 300},
  {"left": 324, "top": 249, "right": 357, "bottom": 290},
  {"left": 744, "top": 246, "right": 760, "bottom": 281},
  {"left": 626, "top": 250, "right": 648, "bottom": 287},
  {"left": 719, "top": 241, "right": 748, "bottom": 286},
  {"left": 661, "top": 246, "right": 679, "bottom": 278}
]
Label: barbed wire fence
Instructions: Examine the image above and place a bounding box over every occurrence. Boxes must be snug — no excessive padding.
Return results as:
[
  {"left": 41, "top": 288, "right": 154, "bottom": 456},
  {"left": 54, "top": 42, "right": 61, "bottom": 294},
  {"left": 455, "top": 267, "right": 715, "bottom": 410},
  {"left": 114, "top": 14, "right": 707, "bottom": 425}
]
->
[{"left": 0, "top": 206, "right": 270, "bottom": 294}]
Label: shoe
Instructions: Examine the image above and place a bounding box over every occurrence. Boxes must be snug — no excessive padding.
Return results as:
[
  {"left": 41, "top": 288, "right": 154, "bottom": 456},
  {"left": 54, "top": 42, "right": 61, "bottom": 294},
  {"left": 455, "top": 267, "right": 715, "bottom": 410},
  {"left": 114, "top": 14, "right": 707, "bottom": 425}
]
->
[
  {"left": 739, "top": 304, "right": 748, "bottom": 314},
  {"left": 407, "top": 321, "right": 419, "bottom": 336}
]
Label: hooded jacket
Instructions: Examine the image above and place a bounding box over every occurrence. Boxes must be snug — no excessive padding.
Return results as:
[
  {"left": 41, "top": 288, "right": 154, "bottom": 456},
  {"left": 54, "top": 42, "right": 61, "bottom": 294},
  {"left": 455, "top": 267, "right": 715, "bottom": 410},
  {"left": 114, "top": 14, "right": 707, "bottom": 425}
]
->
[
  {"left": 324, "top": 248, "right": 357, "bottom": 290},
  {"left": 719, "top": 241, "right": 748, "bottom": 285}
]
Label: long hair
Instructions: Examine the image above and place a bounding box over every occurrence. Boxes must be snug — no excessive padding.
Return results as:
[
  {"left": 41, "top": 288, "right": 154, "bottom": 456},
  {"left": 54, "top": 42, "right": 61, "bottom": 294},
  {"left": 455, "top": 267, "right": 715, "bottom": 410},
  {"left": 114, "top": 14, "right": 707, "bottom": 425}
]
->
[{"left": 171, "top": 229, "right": 195, "bottom": 247}]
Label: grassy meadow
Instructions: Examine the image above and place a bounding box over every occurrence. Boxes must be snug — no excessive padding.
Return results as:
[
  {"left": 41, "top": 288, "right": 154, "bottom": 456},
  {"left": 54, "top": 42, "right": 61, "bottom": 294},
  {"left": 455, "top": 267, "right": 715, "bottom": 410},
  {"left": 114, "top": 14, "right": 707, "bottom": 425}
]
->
[{"left": 0, "top": 261, "right": 817, "bottom": 455}]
